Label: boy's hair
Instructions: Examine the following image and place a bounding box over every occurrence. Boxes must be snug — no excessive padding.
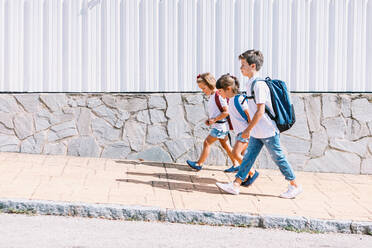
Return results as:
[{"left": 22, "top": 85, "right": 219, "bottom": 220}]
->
[
  {"left": 216, "top": 74, "right": 240, "bottom": 94},
  {"left": 197, "top": 72, "right": 216, "bottom": 90},
  {"left": 238, "top": 49, "right": 264, "bottom": 71}
]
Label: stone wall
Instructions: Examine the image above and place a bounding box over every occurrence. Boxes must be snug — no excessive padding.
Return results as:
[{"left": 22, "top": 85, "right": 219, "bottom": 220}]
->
[{"left": 0, "top": 93, "right": 371, "bottom": 174}]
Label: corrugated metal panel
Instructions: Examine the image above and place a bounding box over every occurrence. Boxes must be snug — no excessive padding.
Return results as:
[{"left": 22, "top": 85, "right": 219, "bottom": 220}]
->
[{"left": 0, "top": 0, "right": 371, "bottom": 92}]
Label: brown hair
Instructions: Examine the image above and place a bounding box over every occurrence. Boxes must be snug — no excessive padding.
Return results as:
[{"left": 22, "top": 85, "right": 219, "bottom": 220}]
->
[
  {"left": 238, "top": 49, "right": 264, "bottom": 71},
  {"left": 216, "top": 74, "right": 240, "bottom": 94},
  {"left": 196, "top": 72, "right": 216, "bottom": 90}
]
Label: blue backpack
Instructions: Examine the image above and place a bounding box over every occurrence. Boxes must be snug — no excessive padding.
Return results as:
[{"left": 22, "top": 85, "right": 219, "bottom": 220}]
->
[{"left": 238, "top": 77, "right": 295, "bottom": 133}]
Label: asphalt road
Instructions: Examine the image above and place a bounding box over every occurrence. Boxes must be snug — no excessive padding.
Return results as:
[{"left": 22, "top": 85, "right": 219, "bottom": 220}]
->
[{"left": 0, "top": 214, "right": 371, "bottom": 248}]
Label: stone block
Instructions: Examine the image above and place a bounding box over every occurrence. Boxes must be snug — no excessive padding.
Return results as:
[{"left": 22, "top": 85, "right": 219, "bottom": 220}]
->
[
  {"left": 340, "top": 95, "right": 351, "bottom": 118},
  {"left": 351, "top": 98, "right": 372, "bottom": 123},
  {"left": 21, "top": 132, "right": 45, "bottom": 154},
  {"left": 185, "top": 94, "right": 204, "bottom": 105},
  {"left": 330, "top": 137, "right": 371, "bottom": 158},
  {"left": 92, "top": 118, "right": 121, "bottom": 145},
  {"left": 124, "top": 120, "right": 146, "bottom": 151},
  {"left": 322, "top": 94, "right": 341, "bottom": 118},
  {"left": 310, "top": 127, "right": 328, "bottom": 157},
  {"left": 147, "top": 125, "right": 168, "bottom": 145},
  {"left": 165, "top": 93, "right": 182, "bottom": 106},
  {"left": 322, "top": 116, "right": 347, "bottom": 139},
  {"left": 345, "top": 118, "right": 370, "bottom": 141},
  {"left": 92, "top": 105, "right": 117, "bottom": 126},
  {"left": 101, "top": 142, "right": 131, "bottom": 159},
  {"left": 117, "top": 97, "right": 148, "bottom": 112},
  {"left": 14, "top": 113, "right": 34, "bottom": 140},
  {"left": 76, "top": 108, "right": 92, "bottom": 136},
  {"left": 280, "top": 135, "right": 311, "bottom": 154},
  {"left": 185, "top": 104, "right": 207, "bottom": 125},
  {"left": 15, "top": 94, "right": 40, "bottom": 112},
  {"left": 87, "top": 97, "right": 102, "bottom": 108},
  {"left": 131, "top": 147, "right": 172, "bottom": 163},
  {"left": 149, "top": 109, "right": 167, "bottom": 123},
  {"left": 68, "top": 137, "right": 100, "bottom": 157},
  {"left": 0, "top": 135, "right": 20, "bottom": 152},
  {"left": 43, "top": 143, "right": 67, "bottom": 155},
  {"left": 306, "top": 149, "right": 361, "bottom": 174},
  {"left": 165, "top": 138, "right": 194, "bottom": 160},
  {"left": 149, "top": 95, "right": 166, "bottom": 109},
  {"left": 304, "top": 95, "right": 321, "bottom": 132},
  {"left": 361, "top": 158, "right": 372, "bottom": 174},
  {"left": 40, "top": 94, "right": 66, "bottom": 112},
  {"left": 167, "top": 119, "right": 191, "bottom": 139},
  {"left": 0, "top": 113, "right": 14, "bottom": 129},
  {"left": 136, "top": 110, "right": 151, "bottom": 124},
  {"left": 0, "top": 95, "right": 21, "bottom": 113},
  {"left": 102, "top": 95, "right": 117, "bottom": 108},
  {"left": 48, "top": 120, "right": 78, "bottom": 142}
]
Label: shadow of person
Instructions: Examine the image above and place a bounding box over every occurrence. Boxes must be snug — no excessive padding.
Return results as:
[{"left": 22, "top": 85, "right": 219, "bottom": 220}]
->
[
  {"left": 126, "top": 171, "right": 218, "bottom": 184},
  {"left": 116, "top": 177, "right": 279, "bottom": 198},
  {"left": 115, "top": 160, "right": 222, "bottom": 172}
]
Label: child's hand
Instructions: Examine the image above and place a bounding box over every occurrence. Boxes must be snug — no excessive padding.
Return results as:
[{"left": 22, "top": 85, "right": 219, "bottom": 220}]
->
[
  {"left": 205, "top": 119, "right": 210, "bottom": 126},
  {"left": 241, "top": 129, "right": 250, "bottom": 139},
  {"left": 208, "top": 118, "right": 216, "bottom": 125}
]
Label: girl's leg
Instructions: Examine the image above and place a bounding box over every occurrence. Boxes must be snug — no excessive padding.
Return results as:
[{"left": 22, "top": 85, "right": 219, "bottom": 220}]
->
[
  {"left": 232, "top": 141, "right": 248, "bottom": 164},
  {"left": 197, "top": 135, "right": 218, "bottom": 165},
  {"left": 219, "top": 137, "right": 239, "bottom": 166}
]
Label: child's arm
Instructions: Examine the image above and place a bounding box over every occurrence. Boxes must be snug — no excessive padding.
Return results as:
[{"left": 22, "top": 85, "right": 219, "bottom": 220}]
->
[
  {"left": 241, "top": 103, "right": 265, "bottom": 139},
  {"left": 208, "top": 106, "right": 229, "bottom": 125},
  {"left": 244, "top": 109, "right": 252, "bottom": 123}
]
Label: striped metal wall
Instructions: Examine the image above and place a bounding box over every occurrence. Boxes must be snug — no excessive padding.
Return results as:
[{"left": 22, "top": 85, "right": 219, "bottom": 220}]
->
[{"left": 0, "top": 0, "right": 371, "bottom": 92}]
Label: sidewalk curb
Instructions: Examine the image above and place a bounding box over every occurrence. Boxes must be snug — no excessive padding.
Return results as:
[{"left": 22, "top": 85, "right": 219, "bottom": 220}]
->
[{"left": 0, "top": 198, "right": 371, "bottom": 235}]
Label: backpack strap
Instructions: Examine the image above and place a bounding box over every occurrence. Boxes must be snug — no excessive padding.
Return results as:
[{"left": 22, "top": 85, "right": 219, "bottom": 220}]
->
[
  {"left": 234, "top": 95, "right": 249, "bottom": 122},
  {"left": 249, "top": 78, "right": 275, "bottom": 120},
  {"left": 215, "top": 92, "right": 233, "bottom": 130}
]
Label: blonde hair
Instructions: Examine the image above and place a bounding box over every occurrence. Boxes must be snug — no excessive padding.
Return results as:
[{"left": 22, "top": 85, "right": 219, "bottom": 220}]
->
[
  {"left": 216, "top": 74, "right": 240, "bottom": 94},
  {"left": 196, "top": 72, "right": 216, "bottom": 90}
]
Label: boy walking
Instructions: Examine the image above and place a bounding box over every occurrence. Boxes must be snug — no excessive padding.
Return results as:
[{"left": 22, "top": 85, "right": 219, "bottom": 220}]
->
[{"left": 216, "top": 49, "right": 302, "bottom": 199}]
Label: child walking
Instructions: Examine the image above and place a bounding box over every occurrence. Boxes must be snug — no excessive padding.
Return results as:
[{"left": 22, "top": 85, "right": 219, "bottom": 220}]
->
[
  {"left": 215, "top": 74, "right": 259, "bottom": 185},
  {"left": 216, "top": 50, "right": 302, "bottom": 199},
  {"left": 186, "top": 73, "right": 239, "bottom": 171}
]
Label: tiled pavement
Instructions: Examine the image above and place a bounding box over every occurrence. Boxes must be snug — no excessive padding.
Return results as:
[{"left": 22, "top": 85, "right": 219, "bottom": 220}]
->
[{"left": 0, "top": 152, "right": 371, "bottom": 222}]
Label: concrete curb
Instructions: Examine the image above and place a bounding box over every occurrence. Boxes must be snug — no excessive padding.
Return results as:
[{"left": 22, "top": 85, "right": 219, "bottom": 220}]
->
[{"left": 0, "top": 198, "right": 371, "bottom": 235}]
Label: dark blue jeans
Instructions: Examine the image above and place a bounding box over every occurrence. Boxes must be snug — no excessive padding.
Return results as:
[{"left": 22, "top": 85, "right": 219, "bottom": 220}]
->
[{"left": 236, "top": 133, "right": 296, "bottom": 181}]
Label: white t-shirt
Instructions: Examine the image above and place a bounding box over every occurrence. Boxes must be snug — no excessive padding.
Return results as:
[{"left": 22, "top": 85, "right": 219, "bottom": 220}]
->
[
  {"left": 245, "top": 75, "right": 279, "bottom": 138},
  {"left": 208, "top": 93, "right": 228, "bottom": 132},
  {"left": 228, "top": 95, "right": 249, "bottom": 134}
]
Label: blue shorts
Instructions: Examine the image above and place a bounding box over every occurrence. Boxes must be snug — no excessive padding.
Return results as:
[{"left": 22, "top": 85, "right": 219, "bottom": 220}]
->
[
  {"left": 236, "top": 132, "right": 249, "bottom": 143},
  {"left": 210, "top": 128, "right": 229, "bottom": 139}
]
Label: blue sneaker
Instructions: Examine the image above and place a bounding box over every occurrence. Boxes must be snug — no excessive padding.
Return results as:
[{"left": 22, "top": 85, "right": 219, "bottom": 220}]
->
[
  {"left": 186, "top": 160, "right": 202, "bottom": 171},
  {"left": 224, "top": 165, "right": 240, "bottom": 173},
  {"left": 241, "top": 171, "right": 259, "bottom": 187}
]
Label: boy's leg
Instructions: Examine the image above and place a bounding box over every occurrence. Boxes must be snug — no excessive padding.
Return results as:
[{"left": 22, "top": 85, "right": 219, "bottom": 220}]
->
[
  {"left": 234, "top": 137, "right": 263, "bottom": 186},
  {"left": 216, "top": 137, "right": 263, "bottom": 195},
  {"left": 262, "top": 134, "right": 295, "bottom": 181},
  {"left": 262, "top": 133, "right": 302, "bottom": 198},
  {"left": 232, "top": 141, "right": 248, "bottom": 164},
  {"left": 197, "top": 135, "right": 218, "bottom": 165}
]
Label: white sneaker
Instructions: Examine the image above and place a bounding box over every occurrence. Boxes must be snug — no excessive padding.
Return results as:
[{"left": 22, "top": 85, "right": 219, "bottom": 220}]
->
[
  {"left": 280, "top": 184, "right": 303, "bottom": 199},
  {"left": 216, "top": 182, "right": 239, "bottom": 195}
]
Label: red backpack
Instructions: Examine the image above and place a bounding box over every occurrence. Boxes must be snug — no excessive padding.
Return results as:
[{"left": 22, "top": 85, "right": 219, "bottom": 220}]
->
[{"left": 214, "top": 92, "right": 233, "bottom": 130}]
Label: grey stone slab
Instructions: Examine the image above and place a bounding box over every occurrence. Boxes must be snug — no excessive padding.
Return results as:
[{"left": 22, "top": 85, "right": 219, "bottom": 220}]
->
[
  {"left": 149, "top": 109, "right": 167, "bottom": 123},
  {"left": 330, "top": 137, "right": 371, "bottom": 158},
  {"left": 322, "top": 94, "right": 341, "bottom": 119},
  {"left": 166, "top": 104, "right": 184, "bottom": 120},
  {"left": 322, "top": 116, "right": 347, "bottom": 139},
  {"left": 92, "top": 105, "right": 117, "bottom": 126},
  {"left": 20, "top": 132, "right": 45, "bottom": 154},
  {"left": 68, "top": 137, "right": 100, "bottom": 157},
  {"left": 310, "top": 127, "right": 328, "bottom": 157},
  {"left": 147, "top": 125, "right": 168, "bottom": 145},
  {"left": 0, "top": 135, "right": 20, "bottom": 152},
  {"left": 280, "top": 135, "right": 311, "bottom": 154},
  {"left": 34, "top": 115, "right": 51, "bottom": 132},
  {"left": 0, "top": 113, "right": 14, "bottom": 129},
  {"left": 0, "top": 123, "right": 14, "bottom": 135},
  {"left": 351, "top": 221, "right": 372, "bottom": 235},
  {"left": 361, "top": 158, "right": 372, "bottom": 175},
  {"left": 0, "top": 95, "right": 21, "bottom": 113},
  {"left": 14, "top": 94, "right": 40, "bottom": 112},
  {"left": 124, "top": 120, "right": 146, "bottom": 152},
  {"left": 76, "top": 108, "right": 92, "bottom": 136},
  {"left": 43, "top": 143, "right": 67, "bottom": 155},
  {"left": 48, "top": 121, "right": 78, "bottom": 142},
  {"left": 307, "top": 219, "right": 352, "bottom": 234},
  {"left": 92, "top": 118, "right": 121, "bottom": 145},
  {"left": 40, "top": 94, "right": 66, "bottom": 112},
  {"left": 133, "top": 147, "right": 172, "bottom": 163},
  {"left": 185, "top": 94, "right": 204, "bottom": 105},
  {"left": 165, "top": 93, "right": 182, "bottom": 106},
  {"left": 351, "top": 98, "right": 372, "bottom": 123},
  {"left": 261, "top": 215, "right": 308, "bottom": 230},
  {"left": 165, "top": 138, "right": 194, "bottom": 160},
  {"left": 185, "top": 104, "right": 207, "bottom": 125},
  {"left": 306, "top": 149, "right": 361, "bottom": 174},
  {"left": 136, "top": 110, "right": 151, "bottom": 124},
  {"left": 102, "top": 95, "right": 117, "bottom": 108},
  {"left": 345, "top": 118, "right": 370, "bottom": 141},
  {"left": 304, "top": 96, "right": 321, "bottom": 132},
  {"left": 117, "top": 97, "right": 148, "bottom": 112},
  {"left": 13, "top": 113, "right": 34, "bottom": 140},
  {"left": 167, "top": 119, "right": 191, "bottom": 140},
  {"left": 87, "top": 98, "right": 103, "bottom": 108},
  {"left": 101, "top": 142, "right": 131, "bottom": 159},
  {"left": 340, "top": 95, "right": 352, "bottom": 118},
  {"left": 149, "top": 95, "right": 166, "bottom": 109}
]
